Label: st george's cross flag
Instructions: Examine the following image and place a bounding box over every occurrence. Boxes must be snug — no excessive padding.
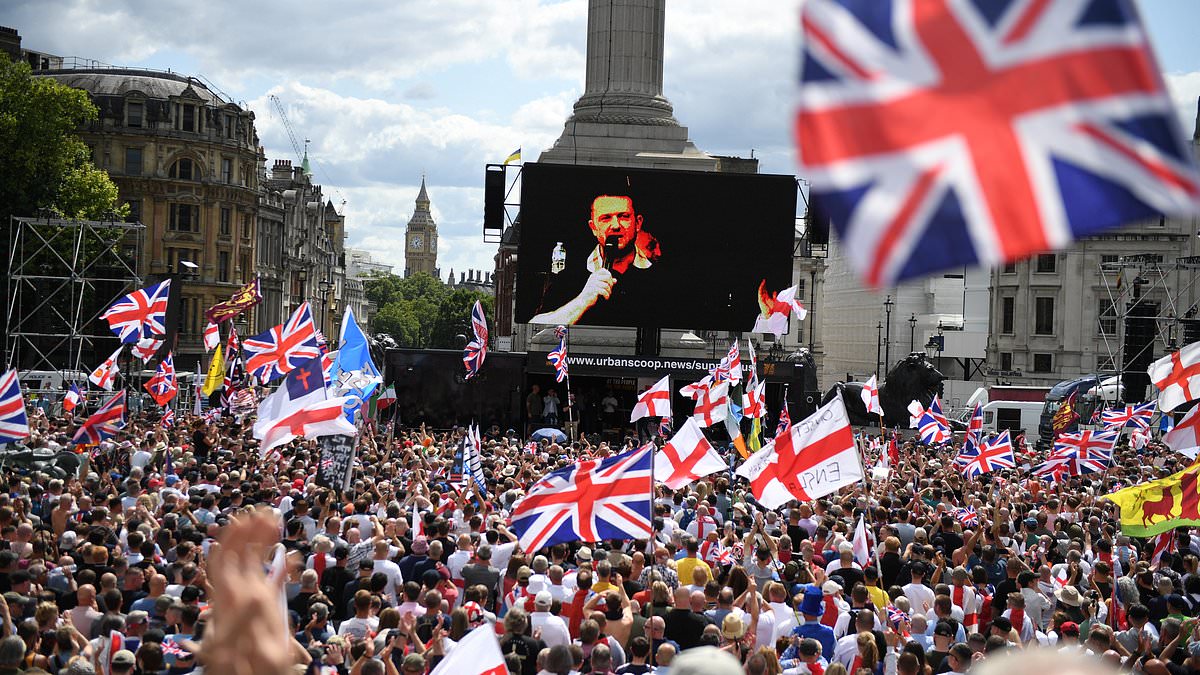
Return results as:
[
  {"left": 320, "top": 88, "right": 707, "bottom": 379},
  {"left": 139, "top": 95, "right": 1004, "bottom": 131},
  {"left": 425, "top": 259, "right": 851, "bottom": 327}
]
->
[
  {"left": 861, "top": 374, "right": 883, "bottom": 416},
  {"left": 202, "top": 321, "right": 220, "bottom": 352},
  {"left": 88, "top": 346, "right": 124, "bottom": 391},
  {"left": 101, "top": 280, "right": 170, "bottom": 343},
  {"left": 131, "top": 337, "right": 163, "bottom": 364},
  {"left": 427, "top": 619, "right": 507, "bottom": 675},
  {"left": 510, "top": 444, "right": 652, "bottom": 553},
  {"left": 0, "top": 370, "right": 30, "bottom": 444},
  {"left": 795, "top": 0, "right": 1200, "bottom": 290},
  {"left": 743, "top": 380, "right": 767, "bottom": 419},
  {"left": 753, "top": 282, "right": 807, "bottom": 338},
  {"left": 852, "top": 513, "right": 877, "bottom": 567},
  {"left": 736, "top": 394, "right": 863, "bottom": 509},
  {"left": 631, "top": 375, "right": 671, "bottom": 422},
  {"left": 1150, "top": 342, "right": 1200, "bottom": 412},
  {"left": 1164, "top": 405, "right": 1200, "bottom": 460},
  {"left": 691, "top": 381, "right": 730, "bottom": 428},
  {"left": 655, "top": 417, "right": 728, "bottom": 490},
  {"left": 243, "top": 302, "right": 321, "bottom": 383},
  {"left": 463, "top": 300, "right": 488, "bottom": 379},
  {"left": 253, "top": 356, "right": 357, "bottom": 456}
]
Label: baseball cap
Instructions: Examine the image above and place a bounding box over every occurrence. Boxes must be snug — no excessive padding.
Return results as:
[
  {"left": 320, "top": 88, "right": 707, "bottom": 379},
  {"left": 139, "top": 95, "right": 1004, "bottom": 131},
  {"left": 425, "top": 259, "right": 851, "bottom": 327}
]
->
[
  {"left": 1060, "top": 621, "right": 1079, "bottom": 636},
  {"left": 112, "top": 650, "right": 136, "bottom": 666},
  {"left": 535, "top": 591, "right": 552, "bottom": 608}
]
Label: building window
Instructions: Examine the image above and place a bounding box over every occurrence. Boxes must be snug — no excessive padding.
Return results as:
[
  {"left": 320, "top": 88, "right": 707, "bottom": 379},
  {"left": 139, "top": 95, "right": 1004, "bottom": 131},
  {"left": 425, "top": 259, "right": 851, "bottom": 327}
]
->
[
  {"left": 1098, "top": 354, "right": 1115, "bottom": 371},
  {"left": 242, "top": 214, "right": 252, "bottom": 239},
  {"left": 168, "top": 204, "right": 200, "bottom": 232},
  {"left": 796, "top": 278, "right": 806, "bottom": 302},
  {"left": 225, "top": 114, "right": 235, "bottom": 139},
  {"left": 1100, "top": 254, "right": 1119, "bottom": 265},
  {"left": 169, "top": 158, "right": 195, "bottom": 181},
  {"left": 166, "top": 247, "right": 198, "bottom": 273},
  {"left": 180, "top": 104, "right": 196, "bottom": 132},
  {"left": 126, "top": 102, "right": 143, "bottom": 128},
  {"left": 221, "top": 158, "right": 232, "bottom": 184},
  {"left": 1035, "top": 254, "right": 1056, "bottom": 273},
  {"left": 1000, "top": 352, "right": 1013, "bottom": 371},
  {"left": 219, "top": 207, "right": 231, "bottom": 236},
  {"left": 240, "top": 254, "right": 251, "bottom": 283},
  {"left": 1099, "top": 298, "right": 1117, "bottom": 335},
  {"left": 1001, "top": 296, "right": 1015, "bottom": 334},
  {"left": 1035, "top": 296, "right": 1055, "bottom": 335},
  {"left": 125, "top": 199, "right": 142, "bottom": 224},
  {"left": 1002, "top": 261, "right": 1016, "bottom": 274},
  {"left": 124, "top": 147, "right": 142, "bottom": 176},
  {"left": 218, "top": 251, "right": 230, "bottom": 283},
  {"left": 1032, "top": 353, "right": 1052, "bottom": 373}
]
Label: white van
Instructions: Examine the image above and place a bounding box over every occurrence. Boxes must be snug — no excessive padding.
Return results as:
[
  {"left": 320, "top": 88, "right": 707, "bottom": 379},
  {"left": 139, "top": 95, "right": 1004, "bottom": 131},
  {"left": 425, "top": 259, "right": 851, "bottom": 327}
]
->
[
  {"left": 18, "top": 370, "right": 89, "bottom": 393},
  {"left": 981, "top": 400, "right": 1043, "bottom": 436}
]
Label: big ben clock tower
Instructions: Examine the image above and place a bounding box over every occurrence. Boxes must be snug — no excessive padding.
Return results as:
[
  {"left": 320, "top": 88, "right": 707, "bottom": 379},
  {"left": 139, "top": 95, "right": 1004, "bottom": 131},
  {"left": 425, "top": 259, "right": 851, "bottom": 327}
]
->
[{"left": 404, "top": 176, "right": 439, "bottom": 277}]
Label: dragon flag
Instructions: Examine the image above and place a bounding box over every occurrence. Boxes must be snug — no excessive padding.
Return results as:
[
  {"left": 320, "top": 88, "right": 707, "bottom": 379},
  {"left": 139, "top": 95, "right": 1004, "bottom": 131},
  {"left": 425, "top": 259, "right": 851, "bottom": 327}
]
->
[{"left": 1105, "top": 463, "right": 1200, "bottom": 537}]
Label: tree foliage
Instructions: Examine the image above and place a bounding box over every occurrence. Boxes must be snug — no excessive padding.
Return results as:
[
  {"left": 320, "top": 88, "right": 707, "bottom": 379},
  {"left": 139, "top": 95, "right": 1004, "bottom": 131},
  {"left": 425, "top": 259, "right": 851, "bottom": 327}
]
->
[
  {"left": 0, "top": 53, "right": 127, "bottom": 223},
  {"left": 367, "top": 272, "right": 494, "bottom": 349}
]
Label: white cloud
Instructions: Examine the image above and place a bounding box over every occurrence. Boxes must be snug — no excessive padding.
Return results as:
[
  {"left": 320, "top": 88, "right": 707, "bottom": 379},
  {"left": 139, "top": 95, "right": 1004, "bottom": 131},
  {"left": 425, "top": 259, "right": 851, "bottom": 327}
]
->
[{"left": 1165, "top": 71, "right": 1200, "bottom": 137}]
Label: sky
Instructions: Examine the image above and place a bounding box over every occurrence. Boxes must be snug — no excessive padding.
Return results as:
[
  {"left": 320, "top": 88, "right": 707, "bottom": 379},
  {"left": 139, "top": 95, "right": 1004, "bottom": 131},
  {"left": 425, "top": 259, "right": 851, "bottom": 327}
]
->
[{"left": 3, "top": 0, "right": 1199, "bottom": 279}]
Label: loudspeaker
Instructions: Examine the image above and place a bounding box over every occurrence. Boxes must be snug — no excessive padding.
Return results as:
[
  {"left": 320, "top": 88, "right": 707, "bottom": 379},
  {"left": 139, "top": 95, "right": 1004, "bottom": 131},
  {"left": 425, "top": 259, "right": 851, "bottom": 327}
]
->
[
  {"left": 1122, "top": 299, "right": 1158, "bottom": 403},
  {"left": 484, "top": 165, "right": 505, "bottom": 232},
  {"left": 806, "top": 195, "right": 830, "bottom": 245}
]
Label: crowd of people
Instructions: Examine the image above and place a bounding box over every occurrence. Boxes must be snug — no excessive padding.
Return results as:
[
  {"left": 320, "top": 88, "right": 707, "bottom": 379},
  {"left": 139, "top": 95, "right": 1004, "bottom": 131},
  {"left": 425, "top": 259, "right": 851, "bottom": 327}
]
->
[{"left": 0, "top": 404, "right": 1196, "bottom": 675}]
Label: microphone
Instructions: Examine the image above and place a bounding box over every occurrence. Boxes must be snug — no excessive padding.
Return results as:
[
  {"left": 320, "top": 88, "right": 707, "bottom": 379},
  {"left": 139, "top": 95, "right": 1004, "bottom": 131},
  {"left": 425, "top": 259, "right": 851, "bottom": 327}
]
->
[{"left": 603, "top": 234, "right": 620, "bottom": 273}]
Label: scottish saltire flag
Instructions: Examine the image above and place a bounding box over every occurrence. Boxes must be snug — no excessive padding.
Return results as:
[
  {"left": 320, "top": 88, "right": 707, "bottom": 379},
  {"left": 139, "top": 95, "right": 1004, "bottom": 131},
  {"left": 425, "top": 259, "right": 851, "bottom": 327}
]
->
[
  {"left": 796, "top": 0, "right": 1200, "bottom": 289},
  {"left": 510, "top": 444, "right": 652, "bottom": 553},
  {"left": 0, "top": 370, "right": 30, "bottom": 444},
  {"left": 916, "top": 397, "right": 951, "bottom": 445},
  {"left": 101, "top": 280, "right": 171, "bottom": 343},
  {"left": 960, "top": 431, "right": 1015, "bottom": 478},
  {"left": 463, "top": 300, "right": 488, "bottom": 379},
  {"left": 243, "top": 302, "right": 321, "bottom": 383},
  {"left": 333, "top": 307, "right": 382, "bottom": 423},
  {"left": 1101, "top": 402, "right": 1156, "bottom": 430},
  {"left": 548, "top": 329, "right": 569, "bottom": 383}
]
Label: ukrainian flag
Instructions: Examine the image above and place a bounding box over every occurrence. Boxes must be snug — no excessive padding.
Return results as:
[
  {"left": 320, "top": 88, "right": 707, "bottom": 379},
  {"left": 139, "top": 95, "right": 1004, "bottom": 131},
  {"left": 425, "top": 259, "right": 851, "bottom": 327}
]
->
[{"left": 503, "top": 147, "right": 521, "bottom": 165}]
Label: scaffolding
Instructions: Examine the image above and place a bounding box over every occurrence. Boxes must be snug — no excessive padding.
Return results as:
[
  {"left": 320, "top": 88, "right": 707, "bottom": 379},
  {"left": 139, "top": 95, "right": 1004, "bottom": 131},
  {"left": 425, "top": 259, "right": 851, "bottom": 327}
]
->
[
  {"left": 1095, "top": 253, "right": 1200, "bottom": 403},
  {"left": 4, "top": 214, "right": 145, "bottom": 388}
]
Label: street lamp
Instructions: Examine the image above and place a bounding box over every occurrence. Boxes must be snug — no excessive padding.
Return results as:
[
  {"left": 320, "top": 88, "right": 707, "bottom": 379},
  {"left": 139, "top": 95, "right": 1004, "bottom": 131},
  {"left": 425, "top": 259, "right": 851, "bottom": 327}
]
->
[
  {"left": 908, "top": 313, "right": 917, "bottom": 353},
  {"left": 318, "top": 279, "right": 333, "bottom": 334},
  {"left": 876, "top": 321, "right": 883, "bottom": 376},
  {"left": 883, "top": 295, "right": 894, "bottom": 370}
]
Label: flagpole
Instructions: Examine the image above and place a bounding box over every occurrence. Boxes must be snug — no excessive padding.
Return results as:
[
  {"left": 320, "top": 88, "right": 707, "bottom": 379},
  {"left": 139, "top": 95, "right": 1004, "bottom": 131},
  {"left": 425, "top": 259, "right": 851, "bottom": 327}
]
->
[{"left": 563, "top": 328, "right": 575, "bottom": 443}]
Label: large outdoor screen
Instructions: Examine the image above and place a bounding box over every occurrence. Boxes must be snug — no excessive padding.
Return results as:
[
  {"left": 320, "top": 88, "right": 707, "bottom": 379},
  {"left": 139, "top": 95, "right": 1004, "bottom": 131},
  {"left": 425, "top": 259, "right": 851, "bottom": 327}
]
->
[{"left": 514, "top": 163, "right": 796, "bottom": 331}]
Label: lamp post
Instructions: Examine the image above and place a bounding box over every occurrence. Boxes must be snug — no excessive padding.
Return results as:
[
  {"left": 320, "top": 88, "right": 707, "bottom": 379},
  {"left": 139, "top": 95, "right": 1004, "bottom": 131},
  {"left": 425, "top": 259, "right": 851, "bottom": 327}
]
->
[
  {"left": 318, "top": 279, "right": 333, "bottom": 336},
  {"left": 876, "top": 321, "right": 883, "bottom": 376},
  {"left": 908, "top": 313, "right": 917, "bottom": 353},
  {"left": 936, "top": 321, "right": 944, "bottom": 372},
  {"left": 883, "top": 295, "right": 894, "bottom": 370}
]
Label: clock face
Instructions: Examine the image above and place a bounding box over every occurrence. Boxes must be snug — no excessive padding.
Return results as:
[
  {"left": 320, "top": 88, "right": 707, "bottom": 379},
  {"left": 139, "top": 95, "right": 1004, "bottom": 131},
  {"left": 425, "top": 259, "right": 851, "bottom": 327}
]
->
[{"left": 410, "top": 235, "right": 423, "bottom": 250}]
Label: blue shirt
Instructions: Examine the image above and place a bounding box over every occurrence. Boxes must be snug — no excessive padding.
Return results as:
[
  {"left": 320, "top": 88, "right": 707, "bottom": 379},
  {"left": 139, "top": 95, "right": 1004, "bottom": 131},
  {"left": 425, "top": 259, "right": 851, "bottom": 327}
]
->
[{"left": 791, "top": 621, "right": 836, "bottom": 661}]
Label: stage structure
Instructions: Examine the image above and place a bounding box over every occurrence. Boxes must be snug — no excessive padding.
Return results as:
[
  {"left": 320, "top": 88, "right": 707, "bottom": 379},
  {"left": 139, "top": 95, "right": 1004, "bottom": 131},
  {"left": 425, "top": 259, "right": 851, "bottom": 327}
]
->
[{"left": 4, "top": 213, "right": 145, "bottom": 390}]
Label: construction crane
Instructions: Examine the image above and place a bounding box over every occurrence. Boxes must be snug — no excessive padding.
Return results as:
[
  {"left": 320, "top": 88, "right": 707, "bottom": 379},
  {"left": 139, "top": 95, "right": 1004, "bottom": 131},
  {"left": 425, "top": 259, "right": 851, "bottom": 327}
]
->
[{"left": 269, "top": 94, "right": 307, "bottom": 165}]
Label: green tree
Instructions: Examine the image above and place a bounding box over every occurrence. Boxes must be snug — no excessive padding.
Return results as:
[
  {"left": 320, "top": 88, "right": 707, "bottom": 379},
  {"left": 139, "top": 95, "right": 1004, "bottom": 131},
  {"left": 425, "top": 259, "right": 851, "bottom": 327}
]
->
[
  {"left": 430, "top": 288, "right": 494, "bottom": 348},
  {"left": 368, "top": 272, "right": 493, "bottom": 349},
  {"left": 0, "top": 54, "right": 127, "bottom": 222}
]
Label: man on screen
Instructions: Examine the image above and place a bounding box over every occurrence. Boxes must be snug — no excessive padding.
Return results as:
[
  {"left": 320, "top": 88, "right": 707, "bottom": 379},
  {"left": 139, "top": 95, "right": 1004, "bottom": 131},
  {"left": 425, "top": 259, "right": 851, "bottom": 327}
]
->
[{"left": 530, "top": 194, "right": 662, "bottom": 325}]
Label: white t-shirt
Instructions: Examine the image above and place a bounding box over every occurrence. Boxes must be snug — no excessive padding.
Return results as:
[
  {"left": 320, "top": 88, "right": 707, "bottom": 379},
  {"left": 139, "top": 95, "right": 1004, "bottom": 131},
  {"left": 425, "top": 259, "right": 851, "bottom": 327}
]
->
[
  {"left": 903, "top": 582, "right": 936, "bottom": 618},
  {"left": 373, "top": 559, "right": 404, "bottom": 604},
  {"left": 531, "top": 611, "right": 571, "bottom": 648}
]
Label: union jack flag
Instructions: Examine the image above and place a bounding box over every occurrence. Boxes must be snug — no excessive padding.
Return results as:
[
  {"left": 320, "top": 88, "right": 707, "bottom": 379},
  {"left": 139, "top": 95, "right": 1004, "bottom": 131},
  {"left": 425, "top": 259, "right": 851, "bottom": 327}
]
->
[
  {"left": 161, "top": 638, "right": 190, "bottom": 658},
  {"left": 954, "top": 505, "right": 978, "bottom": 528},
  {"left": 202, "top": 408, "right": 222, "bottom": 423},
  {"left": 796, "top": 0, "right": 1200, "bottom": 289},
  {"left": 144, "top": 353, "right": 177, "bottom": 406},
  {"left": 959, "top": 431, "right": 1014, "bottom": 478},
  {"left": 1050, "top": 429, "right": 1118, "bottom": 475},
  {"left": 659, "top": 416, "right": 672, "bottom": 438},
  {"left": 1101, "top": 402, "right": 1156, "bottom": 430},
  {"left": 0, "top": 370, "right": 30, "bottom": 444},
  {"left": 885, "top": 604, "right": 910, "bottom": 627},
  {"left": 548, "top": 331, "right": 569, "bottom": 383},
  {"left": 72, "top": 390, "right": 125, "bottom": 446},
  {"left": 1032, "top": 454, "right": 1073, "bottom": 484},
  {"left": 101, "top": 280, "right": 171, "bottom": 343},
  {"left": 510, "top": 444, "right": 653, "bottom": 553},
  {"left": 967, "top": 402, "right": 983, "bottom": 446},
  {"left": 243, "top": 302, "right": 320, "bottom": 383},
  {"left": 160, "top": 408, "right": 175, "bottom": 428},
  {"left": 916, "top": 397, "right": 951, "bottom": 445},
  {"left": 463, "top": 300, "right": 488, "bottom": 379},
  {"left": 711, "top": 341, "right": 742, "bottom": 386},
  {"left": 776, "top": 397, "right": 791, "bottom": 437}
]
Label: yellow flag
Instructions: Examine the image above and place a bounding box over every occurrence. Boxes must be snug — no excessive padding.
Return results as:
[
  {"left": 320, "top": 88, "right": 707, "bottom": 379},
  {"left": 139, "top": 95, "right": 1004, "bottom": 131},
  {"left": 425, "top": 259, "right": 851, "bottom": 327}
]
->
[
  {"left": 201, "top": 345, "right": 224, "bottom": 396},
  {"left": 503, "top": 147, "right": 521, "bottom": 165},
  {"left": 1105, "top": 462, "right": 1200, "bottom": 537},
  {"left": 749, "top": 417, "right": 762, "bottom": 454}
]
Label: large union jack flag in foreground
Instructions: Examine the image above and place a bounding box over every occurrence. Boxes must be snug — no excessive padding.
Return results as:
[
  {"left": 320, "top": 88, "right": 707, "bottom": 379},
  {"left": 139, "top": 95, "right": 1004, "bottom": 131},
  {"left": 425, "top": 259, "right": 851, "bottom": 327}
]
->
[
  {"left": 243, "top": 302, "right": 320, "bottom": 383},
  {"left": 0, "top": 370, "right": 30, "bottom": 444},
  {"left": 1051, "top": 429, "right": 1118, "bottom": 475},
  {"left": 796, "top": 0, "right": 1200, "bottom": 288},
  {"left": 510, "top": 444, "right": 652, "bottom": 553},
  {"left": 463, "top": 300, "right": 488, "bottom": 379},
  {"left": 101, "top": 280, "right": 171, "bottom": 343},
  {"left": 959, "top": 430, "right": 1015, "bottom": 478}
]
